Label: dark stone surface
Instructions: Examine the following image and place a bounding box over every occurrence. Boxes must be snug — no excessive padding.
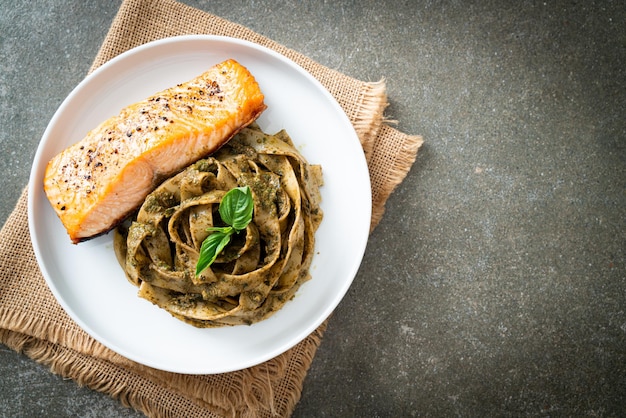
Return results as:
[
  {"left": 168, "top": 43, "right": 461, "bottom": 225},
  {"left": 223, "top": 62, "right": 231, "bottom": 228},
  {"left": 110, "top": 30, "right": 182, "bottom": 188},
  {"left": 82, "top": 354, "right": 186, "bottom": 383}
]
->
[{"left": 1, "top": 1, "right": 624, "bottom": 416}]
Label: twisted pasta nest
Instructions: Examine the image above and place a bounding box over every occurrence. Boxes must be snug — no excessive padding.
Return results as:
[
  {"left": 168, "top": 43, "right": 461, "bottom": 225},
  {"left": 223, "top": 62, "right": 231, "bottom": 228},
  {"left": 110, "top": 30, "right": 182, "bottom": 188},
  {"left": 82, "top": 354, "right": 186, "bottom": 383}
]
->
[{"left": 114, "top": 124, "right": 323, "bottom": 327}]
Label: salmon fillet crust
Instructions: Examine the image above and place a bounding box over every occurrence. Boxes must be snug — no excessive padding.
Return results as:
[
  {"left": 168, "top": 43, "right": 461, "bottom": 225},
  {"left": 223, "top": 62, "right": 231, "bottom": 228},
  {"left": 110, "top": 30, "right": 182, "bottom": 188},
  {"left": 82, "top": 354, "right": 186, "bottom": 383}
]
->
[{"left": 44, "top": 59, "right": 266, "bottom": 243}]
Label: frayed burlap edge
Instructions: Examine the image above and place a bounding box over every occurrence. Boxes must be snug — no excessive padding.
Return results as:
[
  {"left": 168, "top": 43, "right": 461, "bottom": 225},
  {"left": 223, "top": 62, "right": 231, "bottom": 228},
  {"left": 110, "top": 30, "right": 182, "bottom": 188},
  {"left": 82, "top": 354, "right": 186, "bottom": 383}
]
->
[
  {"left": 0, "top": 328, "right": 224, "bottom": 417},
  {"left": 369, "top": 125, "right": 424, "bottom": 232},
  {"left": 355, "top": 80, "right": 388, "bottom": 162},
  {"left": 1, "top": 291, "right": 327, "bottom": 418}
]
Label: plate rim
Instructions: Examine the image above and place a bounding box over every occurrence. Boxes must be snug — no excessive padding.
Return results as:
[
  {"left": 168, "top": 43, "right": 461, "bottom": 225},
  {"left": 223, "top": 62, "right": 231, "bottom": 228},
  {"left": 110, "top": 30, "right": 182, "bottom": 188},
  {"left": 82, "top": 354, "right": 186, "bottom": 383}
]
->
[{"left": 27, "top": 34, "right": 371, "bottom": 374}]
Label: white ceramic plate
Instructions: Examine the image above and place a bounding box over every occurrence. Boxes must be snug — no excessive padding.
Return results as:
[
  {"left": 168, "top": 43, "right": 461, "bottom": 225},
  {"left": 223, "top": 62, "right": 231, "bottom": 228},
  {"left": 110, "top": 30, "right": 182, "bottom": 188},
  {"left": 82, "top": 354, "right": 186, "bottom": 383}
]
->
[{"left": 28, "top": 35, "right": 371, "bottom": 374}]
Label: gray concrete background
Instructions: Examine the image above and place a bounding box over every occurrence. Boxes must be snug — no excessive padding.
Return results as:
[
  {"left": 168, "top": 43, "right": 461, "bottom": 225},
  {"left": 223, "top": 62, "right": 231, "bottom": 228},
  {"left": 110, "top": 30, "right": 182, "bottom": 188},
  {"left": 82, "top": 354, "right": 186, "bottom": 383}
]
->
[{"left": 1, "top": 0, "right": 625, "bottom": 416}]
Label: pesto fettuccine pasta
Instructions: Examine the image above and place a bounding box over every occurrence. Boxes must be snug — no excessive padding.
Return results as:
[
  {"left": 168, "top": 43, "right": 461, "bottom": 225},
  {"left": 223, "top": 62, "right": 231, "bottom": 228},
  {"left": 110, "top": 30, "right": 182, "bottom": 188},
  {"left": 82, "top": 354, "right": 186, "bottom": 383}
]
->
[{"left": 114, "top": 124, "right": 323, "bottom": 327}]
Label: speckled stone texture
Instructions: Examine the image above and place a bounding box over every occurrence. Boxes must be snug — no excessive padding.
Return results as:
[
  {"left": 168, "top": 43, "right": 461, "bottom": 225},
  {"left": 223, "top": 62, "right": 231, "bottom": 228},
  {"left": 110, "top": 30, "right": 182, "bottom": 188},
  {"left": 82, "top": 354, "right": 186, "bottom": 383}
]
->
[{"left": 1, "top": 1, "right": 624, "bottom": 416}]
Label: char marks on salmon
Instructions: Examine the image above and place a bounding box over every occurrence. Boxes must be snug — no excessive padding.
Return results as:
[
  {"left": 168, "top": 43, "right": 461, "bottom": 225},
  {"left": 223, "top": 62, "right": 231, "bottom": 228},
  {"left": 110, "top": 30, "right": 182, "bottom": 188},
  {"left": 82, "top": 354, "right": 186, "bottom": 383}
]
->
[{"left": 44, "top": 59, "right": 266, "bottom": 243}]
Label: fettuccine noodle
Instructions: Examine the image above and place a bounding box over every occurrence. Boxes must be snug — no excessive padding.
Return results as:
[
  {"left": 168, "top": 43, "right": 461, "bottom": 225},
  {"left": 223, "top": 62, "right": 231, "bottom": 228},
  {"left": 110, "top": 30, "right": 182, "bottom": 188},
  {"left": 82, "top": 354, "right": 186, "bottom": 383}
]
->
[{"left": 114, "top": 123, "right": 323, "bottom": 327}]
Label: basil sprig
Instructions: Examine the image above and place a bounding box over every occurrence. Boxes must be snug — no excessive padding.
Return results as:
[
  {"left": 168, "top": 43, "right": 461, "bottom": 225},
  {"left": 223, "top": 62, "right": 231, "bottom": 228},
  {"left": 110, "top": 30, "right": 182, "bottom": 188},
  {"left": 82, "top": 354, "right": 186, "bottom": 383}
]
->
[{"left": 196, "top": 186, "right": 254, "bottom": 275}]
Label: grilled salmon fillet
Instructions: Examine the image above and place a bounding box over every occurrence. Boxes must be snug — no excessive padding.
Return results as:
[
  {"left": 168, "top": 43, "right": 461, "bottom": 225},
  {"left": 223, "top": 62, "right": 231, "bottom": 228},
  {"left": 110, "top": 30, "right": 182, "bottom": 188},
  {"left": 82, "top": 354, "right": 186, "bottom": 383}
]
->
[{"left": 44, "top": 59, "right": 266, "bottom": 243}]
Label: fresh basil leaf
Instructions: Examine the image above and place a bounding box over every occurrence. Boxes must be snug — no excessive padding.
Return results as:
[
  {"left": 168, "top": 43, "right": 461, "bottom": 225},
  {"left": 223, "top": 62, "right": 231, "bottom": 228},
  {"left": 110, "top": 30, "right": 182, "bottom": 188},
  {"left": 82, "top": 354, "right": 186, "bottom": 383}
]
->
[
  {"left": 196, "top": 230, "right": 232, "bottom": 275},
  {"left": 195, "top": 186, "right": 255, "bottom": 276},
  {"left": 219, "top": 186, "right": 254, "bottom": 231}
]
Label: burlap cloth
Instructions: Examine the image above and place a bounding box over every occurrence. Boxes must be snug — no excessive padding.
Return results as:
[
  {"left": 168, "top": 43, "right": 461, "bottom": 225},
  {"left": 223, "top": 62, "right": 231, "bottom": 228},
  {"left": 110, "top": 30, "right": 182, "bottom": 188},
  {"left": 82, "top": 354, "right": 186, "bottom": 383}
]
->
[{"left": 0, "top": 0, "right": 423, "bottom": 416}]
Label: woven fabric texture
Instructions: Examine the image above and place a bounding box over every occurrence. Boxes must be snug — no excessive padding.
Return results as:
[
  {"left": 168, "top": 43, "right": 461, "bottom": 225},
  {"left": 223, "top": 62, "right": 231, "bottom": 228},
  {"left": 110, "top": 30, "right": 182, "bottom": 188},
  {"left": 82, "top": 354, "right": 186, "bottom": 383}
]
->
[{"left": 0, "top": 0, "right": 423, "bottom": 416}]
